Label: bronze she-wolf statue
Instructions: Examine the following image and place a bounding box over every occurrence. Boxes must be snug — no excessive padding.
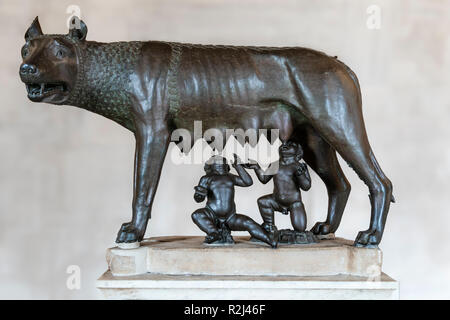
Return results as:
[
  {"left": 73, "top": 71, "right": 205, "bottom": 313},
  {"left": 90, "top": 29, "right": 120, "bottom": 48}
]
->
[{"left": 19, "top": 17, "right": 394, "bottom": 247}]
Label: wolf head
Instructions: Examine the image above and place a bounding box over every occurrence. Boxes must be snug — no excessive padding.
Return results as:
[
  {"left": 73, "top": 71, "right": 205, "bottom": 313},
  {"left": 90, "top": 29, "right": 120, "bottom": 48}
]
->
[{"left": 19, "top": 16, "right": 87, "bottom": 105}]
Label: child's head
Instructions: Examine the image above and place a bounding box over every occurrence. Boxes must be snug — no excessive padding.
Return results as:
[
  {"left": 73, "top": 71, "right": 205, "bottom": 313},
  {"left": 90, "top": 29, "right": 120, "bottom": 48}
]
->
[
  {"left": 279, "top": 141, "right": 304, "bottom": 161},
  {"left": 204, "top": 156, "right": 230, "bottom": 175}
]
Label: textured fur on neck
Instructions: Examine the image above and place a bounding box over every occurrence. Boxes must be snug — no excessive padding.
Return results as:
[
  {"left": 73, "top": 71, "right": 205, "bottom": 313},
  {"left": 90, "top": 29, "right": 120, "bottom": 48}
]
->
[{"left": 67, "top": 41, "right": 144, "bottom": 132}]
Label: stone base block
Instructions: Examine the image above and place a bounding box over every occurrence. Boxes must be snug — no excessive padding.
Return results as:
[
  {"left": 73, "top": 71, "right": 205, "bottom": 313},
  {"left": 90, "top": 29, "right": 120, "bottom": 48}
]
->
[
  {"left": 106, "top": 236, "right": 382, "bottom": 277},
  {"left": 97, "top": 271, "right": 399, "bottom": 300}
]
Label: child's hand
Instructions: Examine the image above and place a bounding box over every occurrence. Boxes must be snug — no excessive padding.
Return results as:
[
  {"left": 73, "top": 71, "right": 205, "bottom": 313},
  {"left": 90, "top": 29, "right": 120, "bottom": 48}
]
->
[
  {"left": 243, "top": 159, "right": 260, "bottom": 170},
  {"left": 232, "top": 153, "right": 242, "bottom": 167},
  {"left": 194, "top": 186, "right": 207, "bottom": 202},
  {"left": 296, "top": 162, "right": 307, "bottom": 175},
  {"left": 194, "top": 192, "right": 205, "bottom": 203}
]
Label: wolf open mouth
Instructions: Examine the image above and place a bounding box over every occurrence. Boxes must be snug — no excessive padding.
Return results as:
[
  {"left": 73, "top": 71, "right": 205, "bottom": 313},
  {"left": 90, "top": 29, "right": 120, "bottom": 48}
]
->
[{"left": 26, "top": 82, "right": 67, "bottom": 100}]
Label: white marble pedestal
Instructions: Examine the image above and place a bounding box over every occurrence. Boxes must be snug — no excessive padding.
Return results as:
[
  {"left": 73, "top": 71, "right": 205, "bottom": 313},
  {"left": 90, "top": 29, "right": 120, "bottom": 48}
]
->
[{"left": 96, "top": 236, "right": 399, "bottom": 300}]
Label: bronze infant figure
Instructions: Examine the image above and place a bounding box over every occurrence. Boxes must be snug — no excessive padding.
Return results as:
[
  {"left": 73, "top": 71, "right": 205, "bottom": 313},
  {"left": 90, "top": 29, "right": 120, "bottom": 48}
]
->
[
  {"left": 19, "top": 17, "right": 394, "bottom": 247},
  {"left": 192, "top": 154, "right": 277, "bottom": 248},
  {"left": 245, "top": 141, "right": 311, "bottom": 237}
]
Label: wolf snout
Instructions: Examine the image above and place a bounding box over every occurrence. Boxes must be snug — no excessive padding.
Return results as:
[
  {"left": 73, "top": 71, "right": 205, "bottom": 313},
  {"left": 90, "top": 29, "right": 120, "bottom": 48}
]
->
[{"left": 20, "top": 63, "right": 37, "bottom": 75}]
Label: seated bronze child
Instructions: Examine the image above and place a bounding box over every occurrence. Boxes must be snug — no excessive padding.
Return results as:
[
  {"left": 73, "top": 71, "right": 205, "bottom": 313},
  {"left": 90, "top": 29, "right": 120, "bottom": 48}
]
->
[{"left": 192, "top": 154, "right": 277, "bottom": 248}]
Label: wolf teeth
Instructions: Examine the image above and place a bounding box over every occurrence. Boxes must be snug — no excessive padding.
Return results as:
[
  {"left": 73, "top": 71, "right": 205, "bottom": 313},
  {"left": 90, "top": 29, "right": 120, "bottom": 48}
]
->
[{"left": 27, "top": 82, "right": 66, "bottom": 97}]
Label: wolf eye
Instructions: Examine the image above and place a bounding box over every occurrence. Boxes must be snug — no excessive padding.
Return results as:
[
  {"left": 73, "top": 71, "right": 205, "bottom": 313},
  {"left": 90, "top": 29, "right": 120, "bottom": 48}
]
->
[
  {"left": 21, "top": 46, "right": 29, "bottom": 58},
  {"left": 55, "top": 49, "right": 64, "bottom": 59}
]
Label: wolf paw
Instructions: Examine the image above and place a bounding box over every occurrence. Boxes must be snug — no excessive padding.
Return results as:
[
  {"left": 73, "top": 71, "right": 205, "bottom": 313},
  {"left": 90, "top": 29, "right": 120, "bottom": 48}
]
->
[
  {"left": 116, "top": 222, "right": 143, "bottom": 243},
  {"left": 354, "top": 229, "right": 381, "bottom": 248},
  {"left": 311, "top": 221, "right": 334, "bottom": 235}
]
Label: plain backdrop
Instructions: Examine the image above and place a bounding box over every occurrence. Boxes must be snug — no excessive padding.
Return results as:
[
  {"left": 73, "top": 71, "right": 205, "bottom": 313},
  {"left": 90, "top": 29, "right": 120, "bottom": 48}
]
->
[{"left": 0, "top": 0, "right": 449, "bottom": 299}]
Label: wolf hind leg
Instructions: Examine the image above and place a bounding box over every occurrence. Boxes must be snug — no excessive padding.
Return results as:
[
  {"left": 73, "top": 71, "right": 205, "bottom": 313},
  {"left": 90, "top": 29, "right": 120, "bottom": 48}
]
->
[
  {"left": 293, "top": 127, "right": 351, "bottom": 235},
  {"left": 309, "top": 118, "right": 392, "bottom": 247}
]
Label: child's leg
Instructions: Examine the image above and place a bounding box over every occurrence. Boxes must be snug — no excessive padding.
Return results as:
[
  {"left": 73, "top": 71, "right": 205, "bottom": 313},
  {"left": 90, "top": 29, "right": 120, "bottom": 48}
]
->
[
  {"left": 290, "top": 201, "right": 307, "bottom": 232},
  {"left": 257, "top": 194, "right": 280, "bottom": 226},
  {"left": 191, "top": 208, "right": 219, "bottom": 235},
  {"left": 227, "top": 214, "right": 277, "bottom": 248}
]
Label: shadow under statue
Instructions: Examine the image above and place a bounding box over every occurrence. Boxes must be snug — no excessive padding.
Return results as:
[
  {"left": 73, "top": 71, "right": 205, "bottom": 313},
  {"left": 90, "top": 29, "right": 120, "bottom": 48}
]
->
[{"left": 19, "top": 16, "right": 394, "bottom": 248}]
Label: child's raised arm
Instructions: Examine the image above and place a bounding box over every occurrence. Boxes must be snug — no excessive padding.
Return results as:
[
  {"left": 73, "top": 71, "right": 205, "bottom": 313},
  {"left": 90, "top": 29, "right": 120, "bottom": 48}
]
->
[
  {"left": 230, "top": 154, "right": 253, "bottom": 187},
  {"left": 243, "top": 160, "right": 274, "bottom": 184}
]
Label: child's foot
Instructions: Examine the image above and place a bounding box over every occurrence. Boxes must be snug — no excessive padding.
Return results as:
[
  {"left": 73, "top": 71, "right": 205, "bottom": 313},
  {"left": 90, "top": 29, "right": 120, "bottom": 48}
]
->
[
  {"left": 204, "top": 232, "right": 221, "bottom": 244},
  {"left": 269, "top": 232, "right": 278, "bottom": 248},
  {"left": 262, "top": 222, "right": 278, "bottom": 235}
]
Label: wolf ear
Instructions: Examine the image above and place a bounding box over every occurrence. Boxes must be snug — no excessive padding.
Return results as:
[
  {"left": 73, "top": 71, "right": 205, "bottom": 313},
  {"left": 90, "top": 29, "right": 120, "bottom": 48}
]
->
[
  {"left": 25, "top": 16, "right": 43, "bottom": 41},
  {"left": 68, "top": 16, "right": 88, "bottom": 41}
]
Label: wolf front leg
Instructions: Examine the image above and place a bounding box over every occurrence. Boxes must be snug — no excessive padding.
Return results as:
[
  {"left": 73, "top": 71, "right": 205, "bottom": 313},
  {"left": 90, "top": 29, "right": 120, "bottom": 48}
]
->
[{"left": 116, "top": 124, "right": 170, "bottom": 243}]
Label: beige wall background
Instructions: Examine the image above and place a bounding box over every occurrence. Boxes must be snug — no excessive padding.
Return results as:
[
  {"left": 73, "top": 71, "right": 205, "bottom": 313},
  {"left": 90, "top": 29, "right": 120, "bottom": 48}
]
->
[{"left": 0, "top": 0, "right": 449, "bottom": 299}]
